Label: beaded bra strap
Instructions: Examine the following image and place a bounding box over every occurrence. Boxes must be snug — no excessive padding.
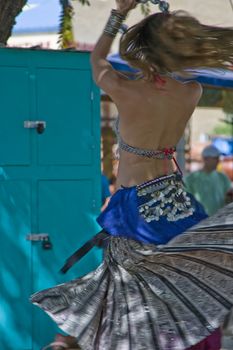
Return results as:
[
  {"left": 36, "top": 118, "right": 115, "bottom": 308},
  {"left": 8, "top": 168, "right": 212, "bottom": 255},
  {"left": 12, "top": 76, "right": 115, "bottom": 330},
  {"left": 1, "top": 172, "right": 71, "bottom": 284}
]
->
[{"left": 115, "top": 117, "right": 176, "bottom": 160}]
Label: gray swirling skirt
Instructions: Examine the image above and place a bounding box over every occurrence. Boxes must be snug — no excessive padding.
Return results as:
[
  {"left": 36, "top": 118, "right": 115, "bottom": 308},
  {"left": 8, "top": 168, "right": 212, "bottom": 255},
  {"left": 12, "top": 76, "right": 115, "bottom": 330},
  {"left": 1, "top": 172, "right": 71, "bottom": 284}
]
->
[{"left": 31, "top": 202, "right": 233, "bottom": 350}]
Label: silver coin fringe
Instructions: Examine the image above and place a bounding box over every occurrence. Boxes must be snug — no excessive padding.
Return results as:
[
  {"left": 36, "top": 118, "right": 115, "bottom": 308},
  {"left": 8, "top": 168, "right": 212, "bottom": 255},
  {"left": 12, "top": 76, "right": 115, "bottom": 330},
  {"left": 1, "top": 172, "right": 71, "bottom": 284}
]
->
[{"left": 137, "top": 174, "right": 194, "bottom": 222}]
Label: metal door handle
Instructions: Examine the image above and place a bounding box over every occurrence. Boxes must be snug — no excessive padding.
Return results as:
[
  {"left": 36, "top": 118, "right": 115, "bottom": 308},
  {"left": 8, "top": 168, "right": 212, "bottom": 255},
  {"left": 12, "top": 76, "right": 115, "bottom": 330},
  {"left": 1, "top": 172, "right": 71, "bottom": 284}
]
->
[
  {"left": 24, "top": 121, "right": 46, "bottom": 134},
  {"left": 26, "top": 233, "right": 49, "bottom": 241},
  {"left": 26, "top": 233, "right": 53, "bottom": 250}
]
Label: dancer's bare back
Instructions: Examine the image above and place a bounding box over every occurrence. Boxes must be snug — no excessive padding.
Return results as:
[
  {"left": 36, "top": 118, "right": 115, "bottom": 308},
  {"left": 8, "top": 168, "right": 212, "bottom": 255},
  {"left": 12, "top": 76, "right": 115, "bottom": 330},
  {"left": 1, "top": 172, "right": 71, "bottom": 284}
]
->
[
  {"left": 106, "top": 74, "right": 202, "bottom": 188},
  {"left": 90, "top": 3, "right": 203, "bottom": 188}
]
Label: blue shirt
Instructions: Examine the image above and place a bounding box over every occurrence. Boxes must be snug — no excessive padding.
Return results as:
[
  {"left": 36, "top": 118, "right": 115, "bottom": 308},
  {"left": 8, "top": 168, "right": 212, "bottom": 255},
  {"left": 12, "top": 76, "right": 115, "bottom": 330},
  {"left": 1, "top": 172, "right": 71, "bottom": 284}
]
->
[{"left": 185, "top": 170, "right": 231, "bottom": 216}]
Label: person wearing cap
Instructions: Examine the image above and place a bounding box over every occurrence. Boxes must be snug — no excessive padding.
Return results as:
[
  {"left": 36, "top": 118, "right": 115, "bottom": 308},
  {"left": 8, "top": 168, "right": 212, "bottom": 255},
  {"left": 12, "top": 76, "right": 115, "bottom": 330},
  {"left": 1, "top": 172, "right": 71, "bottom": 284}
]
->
[{"left": 185, "top": 144, "right": 232, "bottom": 215}]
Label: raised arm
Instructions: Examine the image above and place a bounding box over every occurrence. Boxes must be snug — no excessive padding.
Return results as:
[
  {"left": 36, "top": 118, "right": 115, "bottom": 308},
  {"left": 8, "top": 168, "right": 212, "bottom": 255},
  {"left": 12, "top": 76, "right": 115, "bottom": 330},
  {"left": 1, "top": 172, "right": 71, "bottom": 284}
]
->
[{"left": 90, "top": 0, "right": 136, "bottom": 98}]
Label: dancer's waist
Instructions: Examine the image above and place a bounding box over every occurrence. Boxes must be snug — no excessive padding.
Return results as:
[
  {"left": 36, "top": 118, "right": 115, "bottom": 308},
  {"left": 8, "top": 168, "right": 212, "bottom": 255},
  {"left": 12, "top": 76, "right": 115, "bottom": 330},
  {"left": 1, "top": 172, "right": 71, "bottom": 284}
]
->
[{"left": 116, "top": 158, "right": 175, "bottom": 189}]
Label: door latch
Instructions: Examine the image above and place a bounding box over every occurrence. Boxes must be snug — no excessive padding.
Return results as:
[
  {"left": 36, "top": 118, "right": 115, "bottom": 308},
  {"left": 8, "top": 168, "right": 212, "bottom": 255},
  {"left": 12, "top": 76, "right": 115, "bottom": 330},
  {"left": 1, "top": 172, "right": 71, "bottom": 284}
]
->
[
  {"left": 24, "top": 121, "right": 46, "bottom": 134},
  {"left": 26, "top": 233, "right": 53, "bottom": 250}
]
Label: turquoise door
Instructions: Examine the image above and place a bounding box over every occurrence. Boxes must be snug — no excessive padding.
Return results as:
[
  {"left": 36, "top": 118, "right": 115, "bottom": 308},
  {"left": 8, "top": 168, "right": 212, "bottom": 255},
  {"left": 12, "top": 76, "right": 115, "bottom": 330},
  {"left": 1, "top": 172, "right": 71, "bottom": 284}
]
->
[{"left": 0, "top": 48, "right": 101, "bottom": 350}]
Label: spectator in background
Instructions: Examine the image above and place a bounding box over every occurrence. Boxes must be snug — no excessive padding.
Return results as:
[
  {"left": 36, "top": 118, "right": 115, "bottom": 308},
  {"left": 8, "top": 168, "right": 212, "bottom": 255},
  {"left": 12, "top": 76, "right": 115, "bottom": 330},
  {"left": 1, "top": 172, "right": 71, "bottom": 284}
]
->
[
  {"left": 101, "top": 173, "right": 111, "bottom": 211},
  {"left": 185, "top": 144, "right": 233, "bottom": 215}
]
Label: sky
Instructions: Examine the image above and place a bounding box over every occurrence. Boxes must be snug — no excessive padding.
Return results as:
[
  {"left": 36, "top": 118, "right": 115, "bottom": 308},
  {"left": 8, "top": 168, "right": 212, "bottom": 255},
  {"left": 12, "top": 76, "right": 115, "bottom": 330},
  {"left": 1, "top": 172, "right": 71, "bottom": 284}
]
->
[
  {"left": 12, "top": 0, "right": 233, "bottom": 35},
  {"left": 13, "top": 0, "right": 61, "bottom": 34}
]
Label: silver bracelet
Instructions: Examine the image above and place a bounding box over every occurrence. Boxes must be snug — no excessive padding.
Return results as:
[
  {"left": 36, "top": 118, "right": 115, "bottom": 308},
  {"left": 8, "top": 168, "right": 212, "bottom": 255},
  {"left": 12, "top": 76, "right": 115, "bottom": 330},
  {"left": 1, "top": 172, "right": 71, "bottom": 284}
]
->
[{"left": 104, "top": 9, "right": 126, "bottom": 37}]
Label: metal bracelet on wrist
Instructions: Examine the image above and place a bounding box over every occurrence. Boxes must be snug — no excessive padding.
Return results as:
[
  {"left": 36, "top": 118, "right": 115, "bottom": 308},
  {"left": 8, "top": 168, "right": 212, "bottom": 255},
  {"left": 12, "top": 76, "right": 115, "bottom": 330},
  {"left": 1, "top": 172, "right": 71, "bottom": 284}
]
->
[{"left": 104, "top": 9, "right": 126, "bottom": 37}]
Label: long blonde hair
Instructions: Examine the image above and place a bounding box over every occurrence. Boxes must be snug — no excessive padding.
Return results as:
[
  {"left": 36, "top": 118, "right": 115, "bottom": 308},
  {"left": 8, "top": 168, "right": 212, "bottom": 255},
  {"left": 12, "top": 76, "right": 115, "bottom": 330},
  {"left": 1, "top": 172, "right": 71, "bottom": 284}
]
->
[{"left": 120, "top": 11, "right": 233, "bottom": 79}]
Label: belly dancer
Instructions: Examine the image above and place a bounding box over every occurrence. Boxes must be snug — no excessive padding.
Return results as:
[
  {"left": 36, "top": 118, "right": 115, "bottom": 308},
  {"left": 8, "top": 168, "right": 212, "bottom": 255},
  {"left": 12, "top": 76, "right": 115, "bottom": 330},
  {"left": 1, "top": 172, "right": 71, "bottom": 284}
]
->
[{"left": 31, "top": 1, "right": 233, "bottom": 349}]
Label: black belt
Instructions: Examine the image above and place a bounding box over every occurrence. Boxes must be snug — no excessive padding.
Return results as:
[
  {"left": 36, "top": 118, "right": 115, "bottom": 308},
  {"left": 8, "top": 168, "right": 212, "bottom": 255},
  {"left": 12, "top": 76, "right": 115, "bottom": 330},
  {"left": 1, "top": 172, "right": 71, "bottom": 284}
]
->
[{"left": 60, "top": 230, "right": 110, "bottom": 274}]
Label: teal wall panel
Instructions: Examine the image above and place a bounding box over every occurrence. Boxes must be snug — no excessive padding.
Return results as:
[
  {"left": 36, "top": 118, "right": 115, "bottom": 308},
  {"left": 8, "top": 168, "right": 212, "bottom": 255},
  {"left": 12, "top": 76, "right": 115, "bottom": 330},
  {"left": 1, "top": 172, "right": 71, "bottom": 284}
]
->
[
  {"left": 36, "top": 68, "right": 93, "bottom": 165},
  {"left": 0, "top": 179, "right": 32, "bottom": 350},
  {"left": 36, "top": 180, "right": 100, "bottom": 291},
  {"left": 0, "top": 67, "right": 31, "bottom": 165},
  {"left": 0, "top": 48, "right": 101, "bottom": 350}
]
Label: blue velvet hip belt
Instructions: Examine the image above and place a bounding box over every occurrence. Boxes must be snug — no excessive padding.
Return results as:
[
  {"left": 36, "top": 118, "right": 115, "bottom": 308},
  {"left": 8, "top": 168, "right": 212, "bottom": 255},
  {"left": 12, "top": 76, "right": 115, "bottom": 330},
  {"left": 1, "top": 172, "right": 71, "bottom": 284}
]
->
[
  {"left": 61, "top": 172, "right": 207, "bottom": 273},
  {"left": 97, "top": 172, "right": 207, "bottom": 245}
]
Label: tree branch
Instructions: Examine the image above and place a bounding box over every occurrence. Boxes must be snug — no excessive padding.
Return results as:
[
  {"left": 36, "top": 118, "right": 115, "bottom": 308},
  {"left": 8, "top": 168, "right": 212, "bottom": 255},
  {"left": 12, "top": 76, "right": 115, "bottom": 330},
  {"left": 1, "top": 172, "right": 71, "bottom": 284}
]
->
[{"left": 0, "top": 0, "right": 27, "bottom": 44}]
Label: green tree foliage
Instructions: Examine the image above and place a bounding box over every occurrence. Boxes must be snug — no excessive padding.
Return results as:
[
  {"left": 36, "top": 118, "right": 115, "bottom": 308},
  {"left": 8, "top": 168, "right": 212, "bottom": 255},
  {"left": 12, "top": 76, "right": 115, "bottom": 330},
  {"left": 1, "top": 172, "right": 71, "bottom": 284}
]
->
[
  {"left": 213, "top": 122, "right": 232, "bottom": 136},
  {"left": 76, "top": 0, "right": 90, "bottom": 4},
  {"left": 59, "top": 0, "right": 92, "bottom": 48},
  {"left": 212, "top": 91, "right": 233, "bottom": 136},
  {"left": 222, "top": 90, "right": 233, "bottom": 114},
  {"left": 59, "top": 1, "right": 76, "bottom": 48},
  {"left": 0, "top": 0, "right": 90, "bottom": 45},
  {"left": 59, "top": 0, "right": 150, "bottom": 48},
  {"left": 140, "top": 3, "right": 151, "bottom": 16},
  {"left": 0, "top": 0, "right": 150, "bottom": 47},
  {"left": 222, "top": 91, "right": 233, "bottom": 136},
  {"left": 198, "top": 88, "right": 223, "bottom": 107}
]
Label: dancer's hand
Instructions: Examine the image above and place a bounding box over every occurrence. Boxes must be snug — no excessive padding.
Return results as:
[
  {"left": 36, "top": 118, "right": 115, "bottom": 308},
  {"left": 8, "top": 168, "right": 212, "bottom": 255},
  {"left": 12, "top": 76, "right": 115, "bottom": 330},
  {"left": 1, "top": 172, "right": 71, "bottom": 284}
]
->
[{"left": 115, "top": 0, "right": 137, "bottom": 16}]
